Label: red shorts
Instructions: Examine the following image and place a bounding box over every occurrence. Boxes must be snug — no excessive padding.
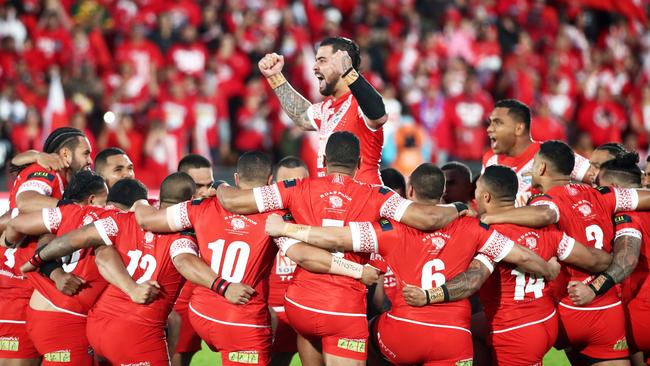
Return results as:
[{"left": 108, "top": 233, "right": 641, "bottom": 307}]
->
[
  {"left": 26, "top": 308, "right": 92, "bottom": 365},
  {"left": 189, "top": 305, "right": 272, "bottom": 366},
  {"left": 0, "top": 298, "right": 38, "bottom": 359},
  {"left": 87, "top": 313, "right": 169, "bottom": 366},
  {"left": 284, "top": 298, "right": 368, "bottom": 361},
  {"left": 488, "top": 311, "right": 558, "bottom": 366},
  {"left": 557, "top": 302, "right": 629, "bottom": 360},
  {"left": 173, "top": 288, "right": 201, "bottom": 354},
  {"left": 372, "top": 312, "right": 473, "bottom": 365},
  {"left": 624, "top": 298, "right": 650, "bottom": 353},
  {"left": 271, "top": 306, "right": 297, "bottom": 354}
]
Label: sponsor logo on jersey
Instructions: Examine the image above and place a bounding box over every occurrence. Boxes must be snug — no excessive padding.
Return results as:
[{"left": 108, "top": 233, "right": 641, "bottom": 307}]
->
[
  {"left": 613, "top": 337, "right": 628, "bottom": 351},
  {"left": 337, "top": 338, "right": 366, "bottom": 353},
  {"left": 282, "top": 179, "right": 297, "bottom": 188},
  {"left": 614, "top": 214, "right": 632, "bottom": 225},
  {"left": 27, "top": 171, "right": 55, "bottom": 181},
  {"left": 44, "top": 350, "right": 71, "bottom": 362},
  {"left": 227, "top": 351, "right": 259, "bottom": 364},
  {"left": 275, "top": 253, "right": 296, "bottom": 275},
  {"left": 379, "top": 218, "right": 393, "bottom": 231},
  {"left": 0, "top": 337, "right": 19, "bottom": 351},
  {"left": 456, "top": 359, "right": 473, "bottom": 366}
]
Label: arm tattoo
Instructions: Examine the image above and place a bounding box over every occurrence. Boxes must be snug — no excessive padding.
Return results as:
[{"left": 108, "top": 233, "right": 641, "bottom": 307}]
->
[
  {"left": 441, "top": 260, "right": 491, "bottom": 302},
  {"left": 606, "top": 235, "right": 642, "bottom": 283},
  {"left": 40, "top": 225, "right": 104, "bottom": 261},
  {"left": 273, "top": 82, "right": 315, "bottom": 131}
]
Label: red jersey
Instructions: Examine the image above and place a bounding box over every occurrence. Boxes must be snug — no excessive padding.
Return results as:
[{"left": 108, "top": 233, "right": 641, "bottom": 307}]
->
[
  {"left": 349, "top": 217, "right": 515, "bottom": 330},
  {"left": 306, "top": 91, "right": 384, "bottom": 184},
  {"left": 166, "top": 197, "right": 286, "bottom": 326},
  {"left": 444, "top": 92, "right": 493, "bottom": 161},
  {"left": 528, "top": 184, "right": 639, "bottom": 308},
  {"left": 612, "top": 212, "right": 650, "bottom": 302},
  {"left": 9, "top": 163, "right": 66, "bottom": 209},
  {"left": 480, "top": 224, "right": 576, "bottom": 331},
  {"left": 23, "top": 204, "right": 120, "bottom": 315},
  {"left": 481, "top": 141, "right": 590, "bottom": 206},
  {"left": 91, "top": 212, "right": 197, "bottom": 328},
  {"left": 252, "top": 174, "right": 412, "bottom": 314},
  {"left": 267, "top": 252, "right": 296, "bottom": 308}
]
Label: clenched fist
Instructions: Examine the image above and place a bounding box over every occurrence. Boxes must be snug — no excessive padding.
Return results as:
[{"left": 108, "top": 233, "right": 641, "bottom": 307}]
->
[{"left": 258, "top": 53, "right": 285, "bottom": 78}]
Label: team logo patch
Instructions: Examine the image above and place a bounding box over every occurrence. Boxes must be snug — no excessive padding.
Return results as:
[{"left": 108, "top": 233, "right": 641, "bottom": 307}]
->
[
  {"left": 44, "top": 350, "right": 71, "bottom": 362},
  {"left": 378, "top": 186, "right": 391, "bottom": 195},
  {"left": 27, "top": 171, "right": 55, "bottom": 181},
  {"left": 456, "top": 359, "right": 473, "bottom": 366},
  {"left": 227, "top": 351, "right": 259, "bottom": 364},
  {"left": 613, "top": 338, "right": 628, "bottom": 351},
  {"left": 577, "top": 204, "right": 592, "bottom": 217},
  {"left": 0, "top": 337, "right": 19, "bottom": 351},
  {"left": 614, "top": 215, "right": 632, "bottom": 225},
  {"left": 329, "top": 195, "right": 343, "bottom": 209},
  {"left": 282, "top": 179, "right": 297, "bottom": 188},
  {"left": 191, "top": 198, "right": 204, "bottom": 205},
  {"left": 231, "top": 218, "right": 246, "bottom": 230},
  {"left": 379, "top": 219, "right": 393, "bottom": 231},
  {"left": 337, "top": 338, "right": 366, "bottom": 353}
]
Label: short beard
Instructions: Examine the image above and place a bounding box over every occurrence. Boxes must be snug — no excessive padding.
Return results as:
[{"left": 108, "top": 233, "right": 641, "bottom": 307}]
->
[{"left": 319, "top": 79, "right": 337, "bottom": 96}]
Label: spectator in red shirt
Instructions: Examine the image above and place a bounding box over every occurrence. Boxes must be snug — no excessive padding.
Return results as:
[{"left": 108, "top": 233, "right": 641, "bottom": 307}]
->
[
  {"left": 115, "top": 25, "right": 164, "bottom": 85},
  {"left": 577, "top": 86, "right": 627, "bottom": 147},
  {"left": 531, "top": 103, "right": 567, "bottom": 142},
  {"left": 10, "top": 107, "right": 41, "bottom": 153},
  {"left": 33, "top": 11, "right": 72, "bottom": 70},
  {"left": 98, "top": 113, "right": 144, "bottom": 170},
  {"left": 168, "top": 25, "right": 208, "bottom": 77}
]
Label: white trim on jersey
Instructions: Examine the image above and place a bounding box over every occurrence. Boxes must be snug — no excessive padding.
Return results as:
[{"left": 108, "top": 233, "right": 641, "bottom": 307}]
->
[
  {"left": 16, "top": 180, "right": 52, "bottom": 197},
  {"left": 474, "top": 254, "right": 494, "bottom": 273},
  {"left": 36, "top": 291, "right": 88, "bottom": 318},
  {"left": 491, "top": 310, "right": 556, "bottom": 334},
  {"left": 614, "top": 188, "right": 639, "bottom": 212},
  {"left": 556, "top": 234, "right": 575, "bottom": 261},
  {"left": 272, "top": 306, "right": 285, "bottom": 312},
  {"left": 0, "top": 319, "right": 26, "bottom": 324},
  {"left": 615, "top": 228, "right": 642, "bottom": 241},
  {"left": 284, "top": 295, "right": 366, "bottom": 317},
  {"left": 42, "top": 207, "right": 62, "bottom": 234},
  {"left": 166, "top": 203, "right": 191, "bottom": 232},
  {"left": 169, "top": 238, "right": 199, "bottom": 259},
  {"left": 274, "top": 237, "right": 300, "bottom": 256},
  {"left": 189, "top": 303, "right": 271, "bottom": 328},
  {"left": 480, "top": 231, "right": 515, "bottom": 263},
  {"left": 571, "top": 153, "right": 590, "bottom": 182},
  {"left": 304, "top": 104, "right": 320, "bottom": 131},
  {"left": 94, "top": 218, "right": 116, "bottom": 246},
  {"left": 350, "top": 222, "right": 378, "bottom": 253},
  {"left": 558, "top": 300, "right": 622, "bottom": 311},
  {"left": 531, "top": 200, "right": 560, "bottom": 223},
  {"left": 386, "top": 313, "right": 471, "bottom": 334}
]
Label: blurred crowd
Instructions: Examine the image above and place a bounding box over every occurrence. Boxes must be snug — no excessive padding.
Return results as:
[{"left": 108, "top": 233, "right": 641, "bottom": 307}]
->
[{"left": 0, "top": 0, "right": 649, "bottom": 188}]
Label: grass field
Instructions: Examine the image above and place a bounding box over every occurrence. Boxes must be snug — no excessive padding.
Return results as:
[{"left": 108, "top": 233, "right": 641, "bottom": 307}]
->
[{"left": 189, "top": 345, "right": 571, "bottom": 365}]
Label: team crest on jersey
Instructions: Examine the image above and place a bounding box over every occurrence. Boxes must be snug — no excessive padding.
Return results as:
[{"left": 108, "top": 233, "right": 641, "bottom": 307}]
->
[
  {"left": 329, "top": 195, "right": 343, "bottom": 209},
  {"left": 144, "top": 232, "right": 154, "bottom": 244},
  {"left": 430, "top": 237, "right": 447, "bottom": 253},
  {"left": 566, "top": 186, "right": 579, "bottom": 196},
  {"left": 525, "top": 236, "right": 537, "bottom": 249},
  {"left": 231, "top": 218, "right": 246, "bottom": 231},
  {"left": 577, "top": 204, "right": 592, "bottom": 217},
  {"left": 422, "top": 232, "right": 450, "bottom": 254}
]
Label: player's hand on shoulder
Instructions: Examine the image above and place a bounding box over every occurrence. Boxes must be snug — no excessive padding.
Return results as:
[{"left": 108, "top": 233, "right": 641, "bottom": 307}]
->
[
  {"left": 402, "top": 285, "right": 427, "bottom": 307},
  {"left": 51, "top": 270, "right": 86, "bottom": 296},
  {"left": 224, "top": 283, "right": 256, "bottom": 305},
  {"left": 258, "top": 53, "right": 284, "bottom": 78},
  {"left": 546, "top": 256, "right": 561, "bottom": 281},
  {"left": 567, "top": 281, "right": 596, "bottom": 306},
  {"left": 360, "top": 265, "right": 380, "bottom": 286},
  {"left": 37, "top": 152, "right": 69, "bottom": 171},
  {"left": 129, "top": 280, "right": 160, "bottom": 304},
  {"left": 265, "top": 214, "right": 286, "bottom": 237}
]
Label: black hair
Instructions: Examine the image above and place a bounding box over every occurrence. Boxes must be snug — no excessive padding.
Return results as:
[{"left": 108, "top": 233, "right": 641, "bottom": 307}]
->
[
  {"left": 538, "top": 140, "right": 575, "bottom": 176},
  {"left": 494, "top": 99, "right": 531, "bottom": 130},
  {"left": 95, "top": 148, "right": 127, "bottom": 174},
  {"left": 178, "top": 154, "right": 212, "bottom": 173},
  {"left": 324, "top": 131, "right": 360, "bottom": 171},
  {"left": 595, "top": 143, "right": 628, "bottom": 159},
  {"left": 276, "top": 156, "right": 307, "bottom": 170},
  {"left": 410, "top": 163, "right": 445, "bottom": 201},
  {"left": 160, "top": 172, "right": 196, "bottom": 205},
  {"left": 600, "top": 152, "right": 642, "bottom": 186},
  {"left": 43, "top": 127, "right": 86, "bottom": 154},
  {"left": 63, "top": 171, "right": 106, "bottom": 202},
  {"left": 480, "top": 165, "right": 518, "bottom": 202},
  {"left": 237, "top": 151, "right": 273, "bottom": 183},
  {"left": 107, "top": 178, "right": 148, "bottom": 208},
  {"left": 380, "top": 168, "right": 406, "bottom": 195},
  {"left": 441, "top": 161, "right": 473, "bottom": 182},
  {"left": 320, "top": 37, "right": 361, "bottom": 70}
]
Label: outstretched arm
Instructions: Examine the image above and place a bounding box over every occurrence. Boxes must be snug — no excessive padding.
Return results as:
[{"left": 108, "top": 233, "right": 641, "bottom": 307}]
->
[
  {"left": 502, "top": 243, "right": 558, "bottom": 280},
  {"left": 11, "top": 151, "right": 69, "bottom": 171},
  {"left": 480, "top": 206, "right": 558, "bottom": 228},
  {"left": 399, "top": 203, "right": 465, "bottom": 231},
  {"left": 133, "top": 200, "right": 175, "bottom": 233},
  {"left": 5, "top": 210, "right": 49, "bottom": 246},
  {"left": 265, "top": 214, "right": 352, "bottom": 252},
  {"left": 561, "top": 239, "right": 612, "bottom": 273},
  {"left": 15, "top": 191, "right": 59, "bottom": 213},
  {"left": 216, "top": 185, "right": 259, "bottom": 214}
]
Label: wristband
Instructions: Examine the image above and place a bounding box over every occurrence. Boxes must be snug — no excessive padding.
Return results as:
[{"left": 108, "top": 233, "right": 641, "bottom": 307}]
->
[
  {"left": 589, "top": 273, "right": 616, "bottom": 297},
  {"left": 266, "top": 74, "right": 287, "bottom": 89},
  {"left": 452, "top": 202, "right": 468, "bottom": 214},
  {"left": 342, "top": 68, "right": 360, "bottom": 85},
  {"left": 211, "top": 277, "right": 231, "bottom": 296},
  {"left": 40, "top": 261, "right": 63, "bottom": 277},
  {"left": 425, "top": 289, "right": 431, "bottom": 305},
  {"left": 440, "top": 284, "right": 450, "bottom": 302},
  {"left": 29, "top": 246, "right": 47, "bottom": 268},
  {"left": 342, "top": 67, "right": 355, "bottom": 78}
]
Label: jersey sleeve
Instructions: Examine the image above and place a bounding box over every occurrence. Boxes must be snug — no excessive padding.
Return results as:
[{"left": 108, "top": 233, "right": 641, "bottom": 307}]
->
[
  {"left": 305, "top": 102, "right": 323, "bottom": 130},
  {"left": 476, "top": 227, "right": 515, "bottom": 263},
  {"left": 349, "top": 219, "right": 402, "bottom": 256},
  {"left": 252, "top": 179, "right": 303, "bottom": 213},
  {"left": 473, "top": 253, "right": 495, "bottom": 274},
  {"left": 555, "top": 232, "right": 576, "bottom": 261},
  {"left": 166, "top": 199, "right": 205, "bottom": 231},
  {"left": 613, "top": 213, "right": 643, "bottom": 241},
  {"left": 169, "top": 234, "right": 199, "bottom": 259},
  {"left": 41, "top": 207, "right": 63, "bottom": 234},
  {"left": 273, "top": 212, "right": 300, "bottom": 255},
  {"left": 375, "top": 187, "right": 413, "bottom": 221},
  {"left": 527, "top": 193, "right": 560, "bottom": 223},
  {"left": 16, "top": 171, "right": 58, "bottom": 197},
  {"left": 596, "top": 187, "right": 639, "bottom": 213},
  {"left": 571, "top": 152, "right": 590, "bottom": 182},
  {"left": 93, "top": 215, "right": 120, "bottom": 245}
]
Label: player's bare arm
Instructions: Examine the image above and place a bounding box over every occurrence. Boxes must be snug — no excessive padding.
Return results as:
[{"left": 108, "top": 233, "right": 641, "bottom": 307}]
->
[
  {"left": 568, "top": 234, "right": 641, "bottom": 306},
  {"left": 11, "top": 150, "right": 69, "bottom": 171},
  {"left": 0, "top": 210, "right": 11, "bottom": 236},
  {"left": 403, "top": 259, "right": 491, "bottom": 307},
  {"left": 331, "top": 50, "right": 388, "bottom": 129},
  {"left": 15, "top": 190, "right": 60, "bottom": 213},
  {"left": 5, "top": 210, "right": 49, "bottom": 247},
  {"left": 561, "top": 239, "right": 612, "bottom": 273},
  {"left": 480, "top": 205, "right": 557, "bottom": 228},
  {"left": 172, "top": 252, "right": 255, "bottom": 305},
  {"left": 95, "top": 244, "right": 160, "bottom": 304},
  {"left": 266, "top": 214, "right": 352, "bottom": 251},
  {"left": 215, "top": 185, "right": 259, "bottom": 214},
  {"left": 132, "top": 200, "right": 175, "bottom": 233},
  {"left": 259, "top": 52, "right": 315, "bottom": 131},
  {"left": 399, "top": 202, "right": 468, "bottom": 231},
  {"left": 502, "top": 244, "right": 559, "bottom": 280}
]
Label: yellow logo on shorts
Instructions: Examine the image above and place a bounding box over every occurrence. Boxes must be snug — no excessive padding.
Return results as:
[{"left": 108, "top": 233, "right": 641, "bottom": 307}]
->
[
  {"left": 336, "top": 338, "right": 366, "bottom": 353},
  {"left": 0, "top": 337, "right": 19, "bottom": 351},
  {"left": 227, "top": 351, "right": 259, "bottom": 364},
  {"left": 44, "top": 350, "right": 71, "bottom": 362},
  {"left": 456, "top": 359, "right": 473, "bottom": 366},
  {"left": 614, "top": 338, "right": 628, "bottom": 351}
]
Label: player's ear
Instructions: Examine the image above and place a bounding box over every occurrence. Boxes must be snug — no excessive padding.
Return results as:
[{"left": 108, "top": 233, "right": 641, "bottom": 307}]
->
[
  {"left": 266, "top": 174, "right": 273, "bottom": 185},
  {"left": 406, "top": 184, "right": 415, "bottom": 200}
]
